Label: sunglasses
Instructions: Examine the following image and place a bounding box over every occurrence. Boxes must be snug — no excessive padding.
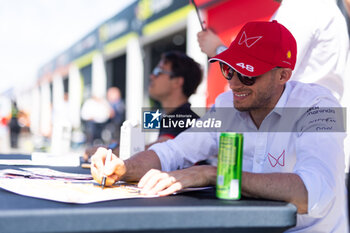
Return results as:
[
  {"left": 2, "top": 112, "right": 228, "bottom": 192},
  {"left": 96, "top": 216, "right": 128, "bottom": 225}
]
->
[
  {"left": 219, "top": 62, "right": 257, "bottom": 86},
  {"left": 152, "top": 67, "right": 174, "bottom": 77}
]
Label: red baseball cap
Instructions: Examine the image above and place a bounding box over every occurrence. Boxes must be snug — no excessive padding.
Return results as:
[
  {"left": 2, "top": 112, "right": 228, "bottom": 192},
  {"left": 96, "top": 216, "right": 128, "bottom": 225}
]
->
[{"left": 209, "top": 20, "right": 297, "bottom": 77}]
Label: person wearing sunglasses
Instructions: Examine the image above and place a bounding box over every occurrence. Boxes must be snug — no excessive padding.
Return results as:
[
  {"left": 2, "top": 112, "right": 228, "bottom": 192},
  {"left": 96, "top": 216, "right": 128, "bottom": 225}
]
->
[
  {"left": 148, "top": 51, "right": 202, "bottom": 144},
  {"left": 84, "top": 51, "right": 202, "bottom": 161},
  {"left": 90, "top": 21, "right": 347, "bottom": 232}
]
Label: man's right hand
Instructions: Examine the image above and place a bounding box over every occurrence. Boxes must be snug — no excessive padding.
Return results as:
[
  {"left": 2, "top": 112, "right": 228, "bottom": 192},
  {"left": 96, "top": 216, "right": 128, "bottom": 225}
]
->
[{"left": 90, "top": 147, "right": 126, "bottom": 186}]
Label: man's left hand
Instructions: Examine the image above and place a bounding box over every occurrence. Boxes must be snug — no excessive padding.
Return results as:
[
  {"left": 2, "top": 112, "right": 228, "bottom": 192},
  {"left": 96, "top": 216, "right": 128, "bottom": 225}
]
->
[{"left": 137, "top": 165, "right": 217, "bottom": 196}]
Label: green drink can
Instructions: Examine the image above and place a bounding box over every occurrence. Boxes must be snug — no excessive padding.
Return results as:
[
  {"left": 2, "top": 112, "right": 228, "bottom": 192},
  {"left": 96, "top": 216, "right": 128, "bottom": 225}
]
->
[{"left": 216, "top": 132, "right": 243, "bottom": 200}]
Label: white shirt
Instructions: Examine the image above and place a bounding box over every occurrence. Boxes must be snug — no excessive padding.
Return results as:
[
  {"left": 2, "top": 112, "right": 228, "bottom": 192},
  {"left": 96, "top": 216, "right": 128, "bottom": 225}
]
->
[
  {"left": 271, "top": 0, "right": 349, "bottom": 101},
  {"left": 149, "top": 81, "right": 348, "bottom": 232},
  {"left": 81, "top": 97, "right": 110, "bottom": 123}
]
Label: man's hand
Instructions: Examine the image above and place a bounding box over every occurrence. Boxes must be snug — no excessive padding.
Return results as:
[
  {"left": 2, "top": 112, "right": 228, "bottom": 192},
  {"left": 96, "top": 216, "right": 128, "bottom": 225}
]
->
[
  {"left": 138, "top": 165, "right": 217, "bottom": 196},
  {"left": 90, "top": 147, "right": 126, "bottom": 186},
  {"left": 197, "top": 29, "right": 224, "bottom": 57}
]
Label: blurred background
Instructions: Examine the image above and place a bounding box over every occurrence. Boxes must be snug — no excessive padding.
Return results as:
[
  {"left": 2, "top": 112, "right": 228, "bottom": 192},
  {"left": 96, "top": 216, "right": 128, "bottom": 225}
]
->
[{"left": 0, "top": 0, "right": 348, "bottom": 161}]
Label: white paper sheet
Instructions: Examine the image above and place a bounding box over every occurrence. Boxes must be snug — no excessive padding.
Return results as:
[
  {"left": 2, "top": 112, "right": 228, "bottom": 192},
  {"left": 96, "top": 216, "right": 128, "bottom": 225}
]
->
[
  {"left": 0, "top": 168, "right": 213, "bottom": 204},
  {"left": 0, "top": 168, "right": 92, "bottom": 180},
  {"left": 0, "top": 178, "right": 157, "bottom": 203}
]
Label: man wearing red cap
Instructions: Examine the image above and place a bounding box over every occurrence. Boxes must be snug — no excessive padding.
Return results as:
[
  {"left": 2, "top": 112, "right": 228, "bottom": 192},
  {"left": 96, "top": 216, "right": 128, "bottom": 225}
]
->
[
  {"left": 90, "top": 21, "right": 347, "bottom": 232},
  {"left": 198, "top": 0, "right": 349, "bottom": 101}
]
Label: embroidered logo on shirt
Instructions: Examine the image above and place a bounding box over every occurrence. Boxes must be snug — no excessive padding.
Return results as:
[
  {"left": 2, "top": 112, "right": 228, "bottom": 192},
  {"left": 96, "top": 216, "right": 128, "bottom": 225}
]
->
[
  {"left": 238, "top": 31, "right": 263, "bottom": 48},
  {"left": 267, "top": 150, "right": 285, "bottom": 167}
]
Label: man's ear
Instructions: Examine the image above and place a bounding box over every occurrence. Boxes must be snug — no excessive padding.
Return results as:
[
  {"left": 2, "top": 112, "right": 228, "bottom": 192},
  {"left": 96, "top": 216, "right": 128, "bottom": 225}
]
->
[
  {"left": 172, "top": 76, "right": 184, "bottom": 88},
  {"left": 278, "top": 68, "right": 292, "bottom": 84}
]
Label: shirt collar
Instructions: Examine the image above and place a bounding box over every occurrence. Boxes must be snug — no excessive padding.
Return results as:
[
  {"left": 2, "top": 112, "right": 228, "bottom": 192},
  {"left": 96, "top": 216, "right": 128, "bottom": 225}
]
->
[{"left": 272, "top": 82, "right": 291, "bottom": 116}]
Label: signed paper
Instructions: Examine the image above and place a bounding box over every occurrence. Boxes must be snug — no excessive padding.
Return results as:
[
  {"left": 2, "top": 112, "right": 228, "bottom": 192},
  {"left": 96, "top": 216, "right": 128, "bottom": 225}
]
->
[
  {"left": 0, "top": 168, "right": 92, "bottom": 181},
  {"left": 21, "top": 167, "right": 93, "bottom": 180},
  {"left": 0, "top": 168, "right": 212, "bottom": 204},
  {"left": 0, "top": 178, "right": 157, "bottom": 203}
]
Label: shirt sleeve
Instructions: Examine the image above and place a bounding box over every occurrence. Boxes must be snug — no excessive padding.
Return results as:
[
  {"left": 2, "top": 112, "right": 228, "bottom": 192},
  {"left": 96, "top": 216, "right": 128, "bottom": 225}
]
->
[
  {"left": 149, "top": 100, "right": 230, "bottom": 172},
  {"left": 149, "top": 130, "right": 218, "bottom": 172},
  {"left": 294, "top": 103, "right": 346, "bottom": 218},
  {"left": 295, "top": 132, "right": 345, "bottom": 217}
]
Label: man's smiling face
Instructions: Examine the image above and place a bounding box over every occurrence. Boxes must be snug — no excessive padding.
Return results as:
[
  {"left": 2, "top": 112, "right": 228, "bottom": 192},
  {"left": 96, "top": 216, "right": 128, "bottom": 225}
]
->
[{"left": 228, "top": 68, "right": 281, "bottom": 112}]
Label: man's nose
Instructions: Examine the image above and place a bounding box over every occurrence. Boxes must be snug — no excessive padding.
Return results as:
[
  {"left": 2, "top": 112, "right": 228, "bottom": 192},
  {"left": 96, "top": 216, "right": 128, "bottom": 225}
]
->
[{"left": 228, "top": 73, "right": 243, "bottom": 90}]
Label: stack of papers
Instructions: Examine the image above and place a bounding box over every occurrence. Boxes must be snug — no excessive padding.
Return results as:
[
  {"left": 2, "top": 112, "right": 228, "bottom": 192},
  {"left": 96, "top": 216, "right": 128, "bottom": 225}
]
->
[
  {"left": 0, "top": 168, "right": 156, "bottom": 203},
  {"left": 0, "top": 168, "right": 212, "bottom": 204},
  {"left": 0, "top": 168, "right": 93, "bottom": 181}
]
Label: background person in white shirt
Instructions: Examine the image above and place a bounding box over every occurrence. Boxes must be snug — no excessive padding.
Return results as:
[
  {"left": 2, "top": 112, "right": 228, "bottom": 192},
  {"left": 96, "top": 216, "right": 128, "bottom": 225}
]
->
[
  {"left": 81, "top": 95, "right": 111, "bottom": 146},
  {"left": 90, "top": 21, "right": 348, "bottom": 232}
]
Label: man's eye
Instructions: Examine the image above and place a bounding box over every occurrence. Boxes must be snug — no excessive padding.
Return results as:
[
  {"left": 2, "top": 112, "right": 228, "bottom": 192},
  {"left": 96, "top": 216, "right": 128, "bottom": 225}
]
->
[{"left": 243, "top": 76, "right": 253, "bottom": 80}]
